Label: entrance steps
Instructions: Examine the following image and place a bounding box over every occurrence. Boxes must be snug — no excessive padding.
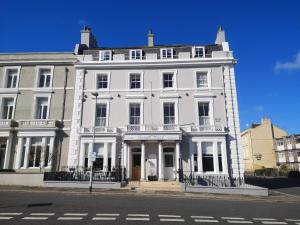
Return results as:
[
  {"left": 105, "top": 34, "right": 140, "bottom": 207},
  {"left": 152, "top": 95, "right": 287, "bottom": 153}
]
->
[{"left": 125, "top": 181, "right": 180, "bottom": 192}]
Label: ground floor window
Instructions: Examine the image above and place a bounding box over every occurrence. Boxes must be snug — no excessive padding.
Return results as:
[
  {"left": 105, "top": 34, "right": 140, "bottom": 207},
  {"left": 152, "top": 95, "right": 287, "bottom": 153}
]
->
[
  {"left": 0, "top": 138, "right": 6, "bottom": 169},
  {"left": 194, "top": 153, "right": 198, "bottom": 172},
  {"left": 29, "top": 138, "right": 45, "bottom": 167},
  {"left": 202, "top": 142, "right": 214, "bottom": 172},
  {"left": 218, "top": 142, "right": 223, "bottom": 172}
]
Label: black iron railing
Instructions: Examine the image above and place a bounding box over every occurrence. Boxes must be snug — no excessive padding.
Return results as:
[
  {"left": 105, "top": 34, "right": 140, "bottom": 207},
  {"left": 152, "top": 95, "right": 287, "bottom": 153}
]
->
[
  {"left": 44, "top": 167, "right": 126, "bottom": 182},
  {"left": 181, "top": 171, "right": 245, "bottom": 187}
]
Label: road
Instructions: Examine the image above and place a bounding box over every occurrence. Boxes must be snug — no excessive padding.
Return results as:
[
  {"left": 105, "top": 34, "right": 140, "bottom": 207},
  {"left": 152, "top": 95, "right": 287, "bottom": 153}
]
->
[{"left": 0, "top": 190, "right": 299, "bottom": 225}]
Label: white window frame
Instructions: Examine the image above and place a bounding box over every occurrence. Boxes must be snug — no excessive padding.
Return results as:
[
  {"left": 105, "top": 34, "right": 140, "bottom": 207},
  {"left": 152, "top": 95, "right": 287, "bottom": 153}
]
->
[
  {"left": 160, "top": 99, "right": 178, "bottom": 125},
  {"left": 194, "top": 98, "right": 214, "bottom": 127},
  {"left": 161, "top": 70, "right": 177, "bottom": 90},
  {"left": 128, "top": 71, "right": 144, "bottom": 91},
  {"left": 130, "top": 49, "right": 143, "bottom": 60},
  {"left": 192, "top": 46, "right": 205, "bottom": 58},
  {"left": 126, "top": 99, "right": 144, "bottom": 125},
  {"left": 0, "top": 95, "right": 17, "bottom": 120},
  {"left": 33, "top": 95, "right": 51, "bottom": 119},
  {"left": 28, "top": 137, "right": 43, "bottom": 168},
  {"left": 194, "top": 69, "right": 211, "bottom": 89},
  {"left": 3, "top": 66, "right": 21, "bottom": 89},
  {"left": 35, "top": 66, "right": 54, "bottom": 89},
  {"left": 93, "top": 100, "right": 110, "bottom": 127},
  {"left": 99, "top": 50, "right": 112, "bottom": 61},
  {"left": 160, "top": 48, "right": 174, "bottom": 59},
  {"left": 95, "top": 72, "right": 110, "bottom": 91}
]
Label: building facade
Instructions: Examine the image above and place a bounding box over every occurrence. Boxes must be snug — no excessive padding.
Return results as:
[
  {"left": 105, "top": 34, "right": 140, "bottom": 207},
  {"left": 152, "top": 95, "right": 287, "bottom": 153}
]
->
[
  {"left": 241, "top": 118, "right": 287, "bottom": 172},
  {"left": 0, "top": 53, "right": 76, "bottom": 171},
  {"left": 67, "top": 26, "right": 244, "bottom": 180},
  {"left": 275, "top": 134, "right": 300, "bottom": 171}
]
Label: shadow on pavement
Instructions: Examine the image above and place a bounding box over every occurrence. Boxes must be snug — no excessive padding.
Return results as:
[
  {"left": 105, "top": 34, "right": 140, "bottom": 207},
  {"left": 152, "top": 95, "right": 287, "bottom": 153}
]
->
[{"left": 245, "top": 176, "right": 300, "bottom": 189}]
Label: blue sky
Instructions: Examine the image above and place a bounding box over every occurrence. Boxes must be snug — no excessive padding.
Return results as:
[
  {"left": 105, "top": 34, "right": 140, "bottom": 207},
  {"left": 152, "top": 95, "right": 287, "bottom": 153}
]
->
[{"left": 1, "top": 0, "right": 299, "bottom": 134}]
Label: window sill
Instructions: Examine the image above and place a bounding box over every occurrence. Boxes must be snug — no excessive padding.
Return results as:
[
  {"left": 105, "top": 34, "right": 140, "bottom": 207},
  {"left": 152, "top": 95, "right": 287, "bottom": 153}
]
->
[
  {"left": 0, "top": 88, "right": 20, "bottom": 94},
  {"left": 32, "top": 88, "right": 54, "bottom": 93}
]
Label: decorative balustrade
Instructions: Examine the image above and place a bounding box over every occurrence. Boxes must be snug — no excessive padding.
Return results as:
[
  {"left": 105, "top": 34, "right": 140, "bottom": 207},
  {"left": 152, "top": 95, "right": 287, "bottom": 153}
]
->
[
  {"left": 0, "top": 119, "right": 17, "bottom": 128},
  {"left": 189, "top": 125, "right": 225, "bottom": 132},
  {"left": 81, "top": 126, "right": 118, "bottom": 133},
  {"left": 18, "top": 119, "right": 58, "bottom": 128},
  {"left": 126, "top": 124, "right": 180, "bottom": 132}
]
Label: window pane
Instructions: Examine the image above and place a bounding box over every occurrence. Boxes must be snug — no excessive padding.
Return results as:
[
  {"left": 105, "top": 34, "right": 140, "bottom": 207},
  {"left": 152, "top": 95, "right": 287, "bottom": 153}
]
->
[
  {"left": 164, "top": 103, "right": 175, "bottom": 124},
  {"left": 163, "top": 73, "right": 173, "bottom": 88},
  {"left": 196, "top": 72, "right": 208, "bottom": 88},
  {"left": 202, "top": 142, "right": 214, "bottom": 172},
  {"left": 164, "top": 154, "right": 173, "bottom": 167},
  {"left": 7, "top": 75, "right": 12, "bottom": 88},
  {"left": 129, "top": 103, "right": 140, "bottom": 124},
  {"left": 130, "top": 74, "right": 141, "bottom": 89},
  {"left": 45, "top": 75, "right": 51, "bottom": 87},
  {"left": 39, "top": 75, "right": 45, "bottom": 87},
  {"left": 198, "top": 103, "right": 210, "bottom": 126},
  {"left": 96, "top": 104, "right": 107, "bottom": 126}
]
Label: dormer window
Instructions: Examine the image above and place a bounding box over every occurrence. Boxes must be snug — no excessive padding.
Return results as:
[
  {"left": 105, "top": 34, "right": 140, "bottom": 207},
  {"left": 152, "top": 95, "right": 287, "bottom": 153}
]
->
[
  {"left": 100, "top": 50, "right": 112, "bottom": 61},
  {"left": 161, "top": 48, "right": 173, "bottom": 59},
  {"left": 193, "top": 47, "right": 205, "bottom": 58},
  {"left": 130, "top": 49, "right": 142, "bottom": 60}
]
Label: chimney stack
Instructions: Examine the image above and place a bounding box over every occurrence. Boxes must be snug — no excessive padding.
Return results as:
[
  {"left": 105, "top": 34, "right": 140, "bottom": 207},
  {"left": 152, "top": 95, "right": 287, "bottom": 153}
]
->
[
  {"left": 80, "top": 26, "right": 98, "bottom": 48},
  {"left": 215, "top": 26, "right": 226, "bottom": 45},
  {"left": 147, "top": 29, "right": 154, "bottom": 47}
]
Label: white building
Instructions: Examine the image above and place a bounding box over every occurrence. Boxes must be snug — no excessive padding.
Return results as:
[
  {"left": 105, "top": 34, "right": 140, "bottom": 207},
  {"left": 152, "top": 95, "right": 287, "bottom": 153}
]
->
[{"left": 67, "top": 26, "right": 243, "bottom": 180}]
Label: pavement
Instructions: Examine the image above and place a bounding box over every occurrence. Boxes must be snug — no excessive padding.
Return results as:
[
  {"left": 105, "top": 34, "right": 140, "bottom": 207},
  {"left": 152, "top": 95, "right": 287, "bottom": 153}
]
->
[{"left": 0, "top": 186, "right": 299, "bottom": 225}]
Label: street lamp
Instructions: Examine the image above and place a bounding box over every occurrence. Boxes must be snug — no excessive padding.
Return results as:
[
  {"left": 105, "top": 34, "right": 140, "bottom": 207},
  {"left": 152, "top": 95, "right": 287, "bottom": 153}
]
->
[{"left": 89, "top": 92, "right": 99, "bottom": 193}]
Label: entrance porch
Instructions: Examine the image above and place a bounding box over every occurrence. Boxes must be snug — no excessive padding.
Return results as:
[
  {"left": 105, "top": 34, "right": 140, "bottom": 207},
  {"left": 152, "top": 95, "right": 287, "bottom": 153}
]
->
[{"left": 123, "top": 141, "right": 180, "bottom": 181}]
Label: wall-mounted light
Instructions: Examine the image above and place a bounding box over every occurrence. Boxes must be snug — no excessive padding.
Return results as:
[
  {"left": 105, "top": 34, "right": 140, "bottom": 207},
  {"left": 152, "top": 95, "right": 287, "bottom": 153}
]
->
[
  {"left": 185, "top": 93, "right": 189, "bottom": 96},
  {"left": 117, "top": 94, "right": 121, "bottom": 98}
]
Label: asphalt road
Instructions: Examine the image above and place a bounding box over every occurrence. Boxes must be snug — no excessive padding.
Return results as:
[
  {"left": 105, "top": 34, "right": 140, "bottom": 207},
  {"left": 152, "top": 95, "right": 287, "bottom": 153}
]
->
[{"left": 0, "top": 190, "right": 299, "bottom": 225}]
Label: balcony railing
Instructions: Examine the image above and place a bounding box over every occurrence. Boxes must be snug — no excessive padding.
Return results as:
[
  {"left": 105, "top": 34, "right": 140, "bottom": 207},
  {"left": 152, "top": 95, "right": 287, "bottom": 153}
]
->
[
  {"left": 81, "top": 126, "right": 118, "bottom": 133},
  {"left": 126, "top": 124, "right": 180, "bottom": 132},
  {"left": 18, "top": 119, "right": 58, "bottom": 128},
  {"left": 183, "top": 125, "right": 225, "bottom": 132},
  {"left": 0, "top": 119, "right": 17, "bottom": 128}
]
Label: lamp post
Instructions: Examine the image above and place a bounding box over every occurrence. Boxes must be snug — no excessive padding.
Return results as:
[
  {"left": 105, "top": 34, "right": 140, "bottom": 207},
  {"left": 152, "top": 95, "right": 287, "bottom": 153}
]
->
[{"left": 89, "top": 92, "right": 99, "bottom": 193}]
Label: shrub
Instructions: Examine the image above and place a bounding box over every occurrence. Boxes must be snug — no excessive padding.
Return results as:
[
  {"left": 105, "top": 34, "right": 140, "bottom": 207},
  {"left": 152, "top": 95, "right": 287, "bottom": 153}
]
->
[
  {"left": 288, "top": 170, "right": 300, "bottom": 179},
  {"left": 0, "top": 169, "right": 16, "bottom": 173}
]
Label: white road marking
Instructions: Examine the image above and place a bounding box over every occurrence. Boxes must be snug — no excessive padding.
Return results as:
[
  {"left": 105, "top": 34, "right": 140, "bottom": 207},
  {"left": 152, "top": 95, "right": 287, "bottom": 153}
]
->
[
  {"left": 253, "top": 218, "right": 277, "bottom": 221},
  {"left": 222, "top": 217, "right": 245, "bottom": 220},
  {"left": 64, "top": 213, "right": 87, "bottom": 216},
  {"left": 160, "top": 218, "right": 185, "bottom": 222},
  {"left": 261, "top": 222, "right": 287, "bottom": 225},
  {"left": 126, "top": 217, "right": 150, "bottom": 221},
  {"left": 192, "top": 216, "right": 215, "bottom": 219},
  {"left": 128, "top": 214, "right": 149, "bottom": 217},
  {"left": 0, "top": 213, "right": 22, "bottom": 215},
  {"left": 96, "top": 213, "right": 120, "bottom": 216},
  {"left": 58, "top": 217, "right": 83, "bottom": 220},
  {"left": 285, "top": 219, "right": 300, "bottom": 222},
  {"left": 227, "top": 220, "right": 253, "bottom": 224},
  {"left": 158, "top": 214, "right": 182, "bottom": 218},
  {"left": 92, "top": 217, "right": 117, "bottom": 220},
  {"left": 194, "top": 219, "right": 219, "bottom": 223},
  {"left": 0, "top": 217, "right": 13, "bottom": 220},
  {"left": 29, "top": 213, "right": 55, "bottom": 216},
  {"left": 22, "top": 217, "right": 48, "bottom": 220}
]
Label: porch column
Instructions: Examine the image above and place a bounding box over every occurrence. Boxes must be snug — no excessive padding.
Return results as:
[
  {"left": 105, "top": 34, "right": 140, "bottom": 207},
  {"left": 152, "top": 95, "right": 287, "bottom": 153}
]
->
[
  {"left": 158, "top": 141, "right": 164, "bottom": 181},
  {"left": 213, "top": 142, "right": 219, "bottom": 174},
  {"left": 111, "top": 142, "right": 116, "bottom": 169},
  {"left": 221, "top": 141, "right": 228, "bottom": 174},
  {"left": 127, "top": 144, "right": 131, "bottom": 179},
  {"left": 123, "top": 142, "right": 127, "bottom": 168},
  {"left": 197, "top": 142, "right": 203, "bottom": 173},
  {"left": 88, "top": 142, "right": 93, "bottom": 168},
  {"left": 189, "top": 139, "right": 194, "bottom": 171},
  {"left": 40, "top": 137, "right": 47, "bottom": 168},
  {"left": 14, "top": 137, "right": 23, "bottom": 169},
  {"left": 48, "top": 137, "right": 55, "bottom": 169},
  {"left": 23, "top": 137, "right": 31, "bottom": 168},
  {"left": 103, "top": 142, "right": 109, "bottom": 172},
  {"left": 141, "top": 141, "right": 146, "bottom": 180},
  {"left": 79, "top": 142, "right": 85, "bottom": 169},
  {"left": 175, "top": 141, "right": 180, "bottom": 179},
  {"left": 3, "top": 134, "right": 13, "bottom": 169}
]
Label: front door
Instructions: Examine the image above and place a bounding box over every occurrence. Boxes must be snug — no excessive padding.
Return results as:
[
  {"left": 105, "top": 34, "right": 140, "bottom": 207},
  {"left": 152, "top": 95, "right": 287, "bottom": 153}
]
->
[{"left": 132, "top": 154, "right": 141, "bottom": 180}]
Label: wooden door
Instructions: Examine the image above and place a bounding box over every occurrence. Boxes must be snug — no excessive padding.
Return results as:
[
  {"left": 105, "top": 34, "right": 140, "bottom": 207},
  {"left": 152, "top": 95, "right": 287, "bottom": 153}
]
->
[{"left": 132, "top": 154, "right": 141, "bottom": 180}]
